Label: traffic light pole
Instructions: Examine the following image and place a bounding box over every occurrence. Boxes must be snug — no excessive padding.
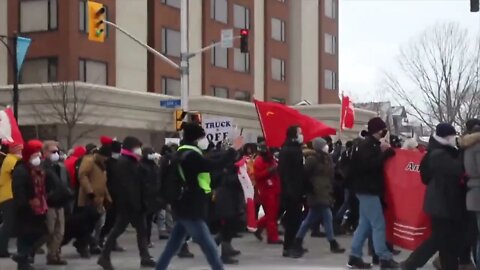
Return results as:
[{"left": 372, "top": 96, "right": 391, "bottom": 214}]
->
[{"left": 180, "top": 0, "right": 189, "bottom": 112}]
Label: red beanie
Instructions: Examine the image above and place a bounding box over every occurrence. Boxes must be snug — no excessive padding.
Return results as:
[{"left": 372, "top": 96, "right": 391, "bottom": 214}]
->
[{"left": 22, "top": 140, "right": 43, "bottom": 162}]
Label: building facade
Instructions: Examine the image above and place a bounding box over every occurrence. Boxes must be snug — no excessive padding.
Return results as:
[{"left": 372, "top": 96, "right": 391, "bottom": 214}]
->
[{"left": 1, "top": 0, "right": 339, "bottom": 105}]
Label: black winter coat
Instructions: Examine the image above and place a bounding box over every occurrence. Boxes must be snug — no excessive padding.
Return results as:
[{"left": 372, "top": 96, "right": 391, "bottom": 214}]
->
[
  {"left": 114, "top": 155, "right": 145, "bottom": 213},
  {"left": 278, "top": 140, "right": 305, "bottom": 201},
  {"left": 421, "top": 137, "right": 465, "bottom": 220},
  {"left": 44, "top": 161, "right": 74, "bottom": 209},
  {"left": 139, "top": 159, "right": 164, "bottom": 213},
  {"left": 11, "top": 162, "right": 48, "bottom": 236},
  {"left": 106, "top": 158, "right": 120, "bottom": 201},
  {"left": 350, "top": 136, "right": 394, "bottom": 196}
]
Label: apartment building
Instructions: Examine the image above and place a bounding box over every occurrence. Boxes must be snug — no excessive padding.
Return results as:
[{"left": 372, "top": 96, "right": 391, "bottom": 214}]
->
[{"left": 0, "top": 0, "right": 339, "bottom": 104}]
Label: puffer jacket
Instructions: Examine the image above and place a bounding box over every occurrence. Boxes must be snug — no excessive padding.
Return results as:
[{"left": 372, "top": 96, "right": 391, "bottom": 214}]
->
[{"left": 303, "top": 149, "right": 334, "bottom": 207}]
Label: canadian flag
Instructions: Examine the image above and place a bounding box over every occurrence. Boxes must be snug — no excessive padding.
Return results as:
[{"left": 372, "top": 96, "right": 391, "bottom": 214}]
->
[
  {"left": 340, "top": 95, "right": 355, "bottom": 130},
  {"left": 0, "top": 107, "right": 24, "bottom": 146}
]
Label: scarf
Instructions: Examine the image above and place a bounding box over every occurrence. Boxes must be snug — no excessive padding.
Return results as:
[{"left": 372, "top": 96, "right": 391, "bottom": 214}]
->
[
  {"left": 121, "top": 149, "right": 140, "bottom": 161},
  {"left": 29, "top": 167, "right": 48, "bottom": 215}
]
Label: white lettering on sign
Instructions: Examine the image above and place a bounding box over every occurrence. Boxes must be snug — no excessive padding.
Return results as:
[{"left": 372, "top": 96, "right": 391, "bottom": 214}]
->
[{"left": 202, "top": 117, "right": 234, "bottom": 143}]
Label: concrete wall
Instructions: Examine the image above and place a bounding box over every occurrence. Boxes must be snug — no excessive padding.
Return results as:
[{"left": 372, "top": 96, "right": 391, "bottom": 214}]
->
[
  {"left": 116, "top": 0, "right": 148, "bottom": 91},
  {"left": 0, "top": 0, "right": 8, "bottom": 86}
]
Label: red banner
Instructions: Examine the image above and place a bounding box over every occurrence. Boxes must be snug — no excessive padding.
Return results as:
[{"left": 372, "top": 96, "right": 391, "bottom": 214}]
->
[{"left": 384, "top": 149, "right": 431, "bottom": 250}]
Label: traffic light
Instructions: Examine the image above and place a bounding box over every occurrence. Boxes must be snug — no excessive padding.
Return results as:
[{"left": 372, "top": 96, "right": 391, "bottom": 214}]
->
[
  {"left": 189, "top": 112, "right": 202, "bottom": 125},
  {"left": 240, "top": 29, "right": 249, "bottom": 53},
  {"left": 175, "top": 109, "right": 186, "bottom": 131},
  {"left": 88, "top": 1, "right": 106, "bottom": 42},
  {"left": 472, "top": 0, "right": 479, "bottom": 12}
]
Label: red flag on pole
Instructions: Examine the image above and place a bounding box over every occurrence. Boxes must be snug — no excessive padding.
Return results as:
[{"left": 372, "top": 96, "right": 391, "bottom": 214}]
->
[
  {"left": 0, "top": 107, "right": 24, "bottom": 146},
  {"left": 254, "top": 99, "right": 336, "bottom": 147},
  {"left": 340, "top": 95, "right": 355, "bottom": 130}
]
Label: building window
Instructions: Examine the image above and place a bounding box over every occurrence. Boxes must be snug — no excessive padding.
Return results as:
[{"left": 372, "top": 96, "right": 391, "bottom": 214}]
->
[
  {"left": 79, "top": 0, "right": 109, "bottom": 36},
  {"left": 161, "top": 0, "right": 181, "bottom": 8},
  {"left": 325, "top": 33, "right": 337, "bottom": 55},
  {"left": 272, "top": 58, "right": 285, "bottom": 81},
  {"left": 272, "top": 97, "right": 286, "bottom": 104},
  {"left": 20, "top": 58, "right": 57, "bottom": 83},
  {"left": 210, "top": 0, "right": 228, "bottom": 24},
  {"left": 20, "top": 0, "right": 58, "bottom": 33},
  {"left": 325, "top": 0, "right": 336, "bottom": 19},
  {"left": 234, "top": 90, "right": 250, "bottom": 101},
  {"left": 79, "top": 59, "right": 107, "bottom": 85},
  {"left": 162, "top": 28, "right": 181, "bottom": 57},
  {"left": 212, "top": 87, "right": 229, "bottom": 98},
  {"left": 271, "top": 18, "right": 285, "bottom": 42},
  {"left": 162, "top": 77, "right": 181, "bottom": 96},
  {"left": 233, "top": 4, "right": 250, "bottom": 29},
  {"left": 211, "top": 41, "right": 228, "bottom": 68},
  {"left": 324, "top": 69, "right": 336, "bottom": 90},
  {"left": 234, "top": 48, "right": 249, "bottom": 73}
]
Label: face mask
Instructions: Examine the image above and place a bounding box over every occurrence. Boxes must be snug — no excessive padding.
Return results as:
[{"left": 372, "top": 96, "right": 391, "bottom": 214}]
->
[
  {"left": 447, "top": 136, "right": 458, "bottom": 148},
  {"left": 111, "top": 153, "right": 120, "bottom": 159},
  {"left": 30, "top": 156, "right": 41, "bottom": 167},
  {"left": 197, "top": 137, "right": 209, "bottom": 150},
  {"left": 50, "top": 152, "right": 60, "bottom": 162},
  {"left": 133, "top": 148, "right": 142, "bottom": 156},
  {"left": 147, "top": 153, "right": 160, "bottom": 161},
  {"left": 322, "top": 145, "right": 329, "bottom": 154},
  {"left": 297, "top": 134, "right": 304, "bottom": 144}
]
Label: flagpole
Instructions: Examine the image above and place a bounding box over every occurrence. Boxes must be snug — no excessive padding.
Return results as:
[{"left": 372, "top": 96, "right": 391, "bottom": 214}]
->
[
  {"left": 12, "top": 33, "right": 19, "bottom": 121},
  {"left": 338, "top": 93, "right": 344, "bottom": 141}
]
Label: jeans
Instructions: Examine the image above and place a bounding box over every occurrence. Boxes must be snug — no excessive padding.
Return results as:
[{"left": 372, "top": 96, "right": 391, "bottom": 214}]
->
[
  {"left": 156, "top": 219, "right": 224, "bottom": 270},
  {"left": 157, "top": 207, "right": 174, "bottom": 233},
  {"left": 350, "top": 194, "right": 391, "bottom": 260},
  {"left": 296, "top": 204, "right": 335, "bottom": 241},
  {"left": 0, "top": 199, "right": 15, "bottom": 253}
]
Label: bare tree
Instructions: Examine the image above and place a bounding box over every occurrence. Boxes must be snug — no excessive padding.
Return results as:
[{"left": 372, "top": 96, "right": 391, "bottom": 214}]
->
[
  {"left": 384, "top": 22, "right": 480, "bottom": 129},
  {"left": 33, "top": 82, "right": 102, "bottom": 148}
]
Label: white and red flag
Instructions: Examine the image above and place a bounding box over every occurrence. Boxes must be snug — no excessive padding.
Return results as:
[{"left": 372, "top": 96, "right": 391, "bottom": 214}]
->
[{"left": 0, "top": 107, "right": 24, "bottom": 147}]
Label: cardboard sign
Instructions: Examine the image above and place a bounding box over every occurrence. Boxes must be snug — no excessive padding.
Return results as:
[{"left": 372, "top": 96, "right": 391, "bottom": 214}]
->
[
  {"left": 202, "top": 117, "right": 234, "bottom": 143},
  {"left": 384, "top": 149, "right": 431, "bottom": 250}
]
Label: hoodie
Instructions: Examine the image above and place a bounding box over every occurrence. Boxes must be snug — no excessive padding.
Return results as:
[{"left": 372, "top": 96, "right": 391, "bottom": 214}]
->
[{"left": 64, "top": 146, "right": 87, "bottom": 188}]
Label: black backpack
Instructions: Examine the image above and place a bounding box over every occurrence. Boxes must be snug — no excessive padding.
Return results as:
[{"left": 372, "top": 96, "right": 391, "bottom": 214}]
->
[{"left": 160, "top": 150, "right": 192, "bottom": 204}]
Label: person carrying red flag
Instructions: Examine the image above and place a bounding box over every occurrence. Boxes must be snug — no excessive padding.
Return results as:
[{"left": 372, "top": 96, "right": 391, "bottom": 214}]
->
[{"left": 253, "top": 141, "right": 282, "bottom": 245}]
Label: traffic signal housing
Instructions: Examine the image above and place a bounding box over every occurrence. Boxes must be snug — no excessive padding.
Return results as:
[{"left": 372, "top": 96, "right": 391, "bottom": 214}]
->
[
  {"left": 472, "top": 0, "right": 479, "bottom": 12},
  {"left": 240, "top": 29, "right": 249, "bottom": 53},
  {"left": 88, "top": 1, "right": 106, "bottom": 42},
  {"left": 175, "top": 109, "right": 186, "bottom": 131}
]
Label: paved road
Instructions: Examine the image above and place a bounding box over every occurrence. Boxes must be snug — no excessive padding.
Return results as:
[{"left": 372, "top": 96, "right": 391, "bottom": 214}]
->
[{"left": 0, "top": 229, "right": 435, "bottom": 270}]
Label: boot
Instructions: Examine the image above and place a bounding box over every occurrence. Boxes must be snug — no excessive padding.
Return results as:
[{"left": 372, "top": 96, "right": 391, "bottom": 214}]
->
[
  {"left": 347, "top": 256, "right": 373, "bottom": 269},
  {"left": 12, "top": 254, "right": 34, "bottom": 270},
  {"left": 254, "top": 228, "right": 264, "bottom": 241},
  {"left": 221, "top": 255, "right": 239, "bottom": 265},
  {"left": 140, "top": 256, "right": 156, "bottom": 267},
  {"left": 46, "top": 254, "right": 68, "bottom": 265},
  {"left": 90, "top": 244, "right": 102, "bottom": 255},
  {"left": 97, "top": 255, "right": 115, "bottom": 270},
  {"left": 222, "top": 241, "right": 241, "bottom": 257},
  {"left": 329, "top": 240, "right": 345, "bottom": 254},
  {"left": 73, "top": 241, "right": 90, "bottom": 259},
  {"left": 177, "top": 243, "right": 194, "bottom": 258},
  {"left": 285, "top": 239, "right": 304, "bottom": 259},
  {"left": 380, "top": 258, "right": 400, "bottom": 270}
]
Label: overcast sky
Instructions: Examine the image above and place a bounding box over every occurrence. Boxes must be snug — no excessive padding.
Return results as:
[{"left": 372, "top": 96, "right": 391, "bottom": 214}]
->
[{"left": 339, "top": 0, "right": 480, "bottom": 102}]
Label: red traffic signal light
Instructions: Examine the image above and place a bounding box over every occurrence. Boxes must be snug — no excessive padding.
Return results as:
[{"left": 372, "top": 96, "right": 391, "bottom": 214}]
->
[{"left": 240, "top": 29, "right": 249, "bottom": 53}]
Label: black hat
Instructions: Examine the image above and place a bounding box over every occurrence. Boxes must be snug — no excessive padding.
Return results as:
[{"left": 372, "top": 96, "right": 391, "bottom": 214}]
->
[
  {"left": 435, "top": 123, "right": 456, "bottom": 138},
  {"left": 122, "top": 136, "right": 142, "bottom": 151},
  {"left": 182, "top": 122, "right": 206, "bottom": 143},
  {"left": 466, "top": 119, "right": 480, "bottom": 133},
  {"left": 98, "top": 145, "right": 112, "bottom": 157},
  {"left": 111, "top": 140, "right": 122, "bottom": 153},
  {"left": 86, "top": 143, "right": 97, "bottom": 154},
  {"left": 368, "top": 117, "right": 387, "bottom": 134}
]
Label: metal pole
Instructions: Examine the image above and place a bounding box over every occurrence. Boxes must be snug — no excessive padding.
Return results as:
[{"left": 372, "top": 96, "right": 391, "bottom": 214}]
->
[
  {"left": 103, "top": 20, "right": 180, "bottom": 70},
  {"left": 180, "top": 0, "right": 189, "bottom": 112},
  {"left": 12, "top": 34, "right": 19, "bottom": 121}
]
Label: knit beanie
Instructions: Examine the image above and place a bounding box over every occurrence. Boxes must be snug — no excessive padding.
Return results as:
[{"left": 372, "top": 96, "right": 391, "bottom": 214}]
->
[
  {"left": 312, "top": 137, "right": 328, "bottom": 153},
  {"left": 368, "top": 117, "right": 387, "bottom": 135},
  {"left": 98, "top": 136, "right": 113, "bottom": 158},
  {"left": 435, "top": 123, "right": 456, "bottom": 138},
  {"left": 22, "top": 140, "right": 43, "bottom": 162},
  {"left": 182, "top": 122, "right": 206, "bottom": 143}
]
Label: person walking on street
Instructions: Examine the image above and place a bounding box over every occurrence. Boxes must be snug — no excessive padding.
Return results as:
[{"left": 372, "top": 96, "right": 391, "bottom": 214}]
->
[
  {"left": 0, "top": 141, "right": 22, "bottom": 257},
  {"left": 347, "top": 117, "right": 398, "bottom": 269},
  {"left": 278, "top": 125, "right": 306, "bottom": 258},
  {"left": 98, "top": 136, "right": 156, "bottom": 270}
]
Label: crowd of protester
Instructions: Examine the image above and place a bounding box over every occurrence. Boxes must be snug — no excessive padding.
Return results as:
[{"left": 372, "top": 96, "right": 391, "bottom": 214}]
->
[{"left": 0, "top": 117, "right": 480, "bottom": 270}]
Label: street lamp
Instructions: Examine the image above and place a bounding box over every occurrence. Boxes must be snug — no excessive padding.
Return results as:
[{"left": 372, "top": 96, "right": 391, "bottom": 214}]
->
[{"left": 0, "top": 34, "right": 31, "bottom": 122}]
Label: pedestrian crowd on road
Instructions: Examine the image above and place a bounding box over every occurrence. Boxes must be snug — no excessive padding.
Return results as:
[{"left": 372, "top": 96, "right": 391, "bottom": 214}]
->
[{"left": 1, "top": 118, "right": 480, "bottom": 270}]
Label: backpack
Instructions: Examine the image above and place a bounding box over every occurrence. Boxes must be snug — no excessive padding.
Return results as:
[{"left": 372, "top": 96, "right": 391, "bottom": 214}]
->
[{"left": 160, "top": 150, "right": 192, "bottom": 204}]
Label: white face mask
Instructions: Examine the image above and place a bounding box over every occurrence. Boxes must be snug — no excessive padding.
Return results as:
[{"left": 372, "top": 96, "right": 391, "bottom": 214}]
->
[
  {"left": 50, "top": 152, "right": 60, "bottom": 162},
  {"left": 197, "top": 137, "right": 209, "bottom": 150},
  {"left": 322, "top": 145, "right": 329, "bottom": 154},
  {"left": 297, "top": 134, "right": 304, "bottom": 144},
  {"left": 147, "top": 153, "right": 160, "bottom": 161},
  {"left": 446, "top": 135, "right": 458, "bottom": 148},
  {"left": 30, "top": 156, "right": 41, "bottom": 167},
  {"left": 111, "top": 153, "right": 120, "bottom": 159},
  {"left": 133, "top": 148, "right": 143, "bottom": 156}
]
